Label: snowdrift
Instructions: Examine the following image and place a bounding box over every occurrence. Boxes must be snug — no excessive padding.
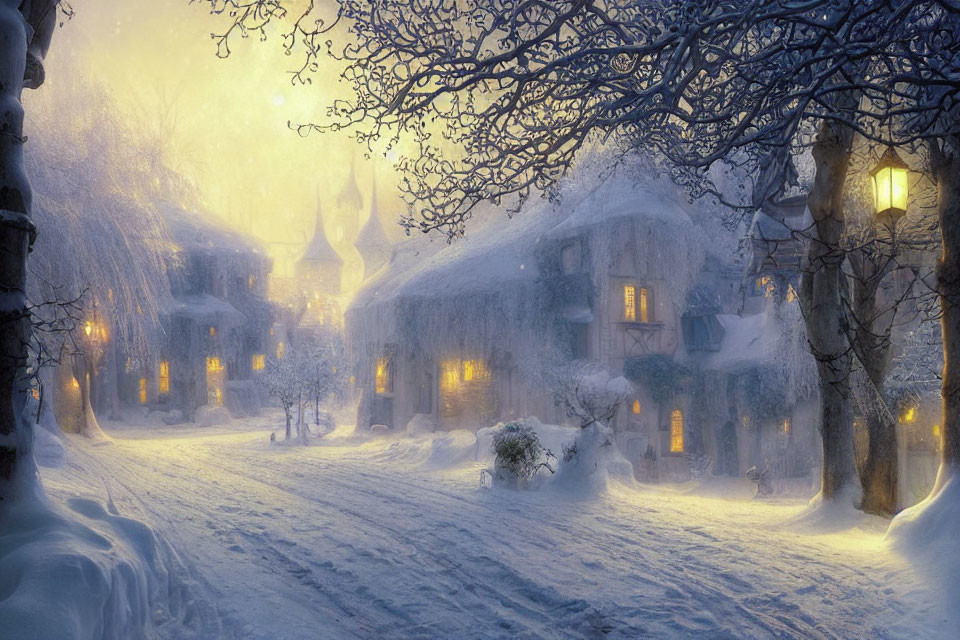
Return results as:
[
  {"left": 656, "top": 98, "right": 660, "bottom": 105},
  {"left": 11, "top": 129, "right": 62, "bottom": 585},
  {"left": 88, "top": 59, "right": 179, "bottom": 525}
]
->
[
  {"left": 0, "top": 495, "right": 208, "bottom": 640},
  {"left": 361, "top": 429, "right": 479, "bottom": 470},
  {"left": 886, "top": 470, "right": 960, "bottom": 631}
]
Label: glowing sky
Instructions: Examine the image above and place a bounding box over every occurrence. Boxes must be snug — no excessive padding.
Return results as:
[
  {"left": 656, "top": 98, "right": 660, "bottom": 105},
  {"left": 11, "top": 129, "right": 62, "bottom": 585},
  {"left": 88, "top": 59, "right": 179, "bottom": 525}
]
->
[{"left": 34, "top": 0, "right": 406, "bottom": 282}]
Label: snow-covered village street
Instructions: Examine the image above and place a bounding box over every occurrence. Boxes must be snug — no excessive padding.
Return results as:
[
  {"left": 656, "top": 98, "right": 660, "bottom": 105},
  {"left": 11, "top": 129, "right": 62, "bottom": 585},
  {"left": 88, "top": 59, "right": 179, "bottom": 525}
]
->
[
  {"left": 38, "top": 416, "right": 945, "bottom": 640},
  {"left": 6, "top": 3, "right": 960, "bottom": 639}
]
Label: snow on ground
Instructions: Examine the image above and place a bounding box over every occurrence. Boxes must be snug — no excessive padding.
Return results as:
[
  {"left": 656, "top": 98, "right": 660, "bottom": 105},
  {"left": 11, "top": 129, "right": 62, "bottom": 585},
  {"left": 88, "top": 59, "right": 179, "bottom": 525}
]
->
[{"left": 37, "top": 413, "right": 948, "bottom": 640}]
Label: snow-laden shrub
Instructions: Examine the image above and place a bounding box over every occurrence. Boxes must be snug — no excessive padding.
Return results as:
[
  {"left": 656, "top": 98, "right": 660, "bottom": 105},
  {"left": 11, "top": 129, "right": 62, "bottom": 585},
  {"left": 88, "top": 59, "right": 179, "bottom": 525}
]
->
[{"left": 489, "top": 421, "right": 555, "bottom": 488}]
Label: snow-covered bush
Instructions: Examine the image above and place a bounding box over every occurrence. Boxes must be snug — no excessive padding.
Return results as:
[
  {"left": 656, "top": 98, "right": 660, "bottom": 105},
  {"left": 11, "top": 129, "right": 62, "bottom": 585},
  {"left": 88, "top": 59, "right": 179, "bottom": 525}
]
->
[
  {"left": 549, "top": 361, "right": 632, "bottom": 429},
  {"left": 544, "top": 364, "right": 636, "bottom": 492},
  {"left": 488, "top": 421, "right": 554, "bottom": 488}
]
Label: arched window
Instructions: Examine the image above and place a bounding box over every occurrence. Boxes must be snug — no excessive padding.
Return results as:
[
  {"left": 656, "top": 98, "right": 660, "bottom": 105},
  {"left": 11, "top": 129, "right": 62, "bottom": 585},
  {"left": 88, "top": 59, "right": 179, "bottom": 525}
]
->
[
  {"left": 632, "top": 399, "right": 642, "bottom": 415},
  {"left": 670, "top": 410, "right": 684, "bottom": 453}
]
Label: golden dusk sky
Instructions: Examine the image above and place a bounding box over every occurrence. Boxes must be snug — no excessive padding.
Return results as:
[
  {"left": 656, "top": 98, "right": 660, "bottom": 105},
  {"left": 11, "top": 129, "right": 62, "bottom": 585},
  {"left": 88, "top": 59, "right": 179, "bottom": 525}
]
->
[{"left": 30, "top": 0, "right": 408, "bottom": 283}]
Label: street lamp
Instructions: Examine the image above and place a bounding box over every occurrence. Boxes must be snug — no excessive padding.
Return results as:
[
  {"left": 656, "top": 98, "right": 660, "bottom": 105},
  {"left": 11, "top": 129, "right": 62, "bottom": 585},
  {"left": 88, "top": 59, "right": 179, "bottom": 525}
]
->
[{"left": 870, "top": 146, "right": 910, "bottom": 231}]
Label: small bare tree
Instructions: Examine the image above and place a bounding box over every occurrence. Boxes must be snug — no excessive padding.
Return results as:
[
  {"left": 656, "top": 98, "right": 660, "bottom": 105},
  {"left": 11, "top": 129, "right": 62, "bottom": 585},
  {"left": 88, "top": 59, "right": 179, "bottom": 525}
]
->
[{"left": 549, "top": 361, "right": 631, "bottom": 430}]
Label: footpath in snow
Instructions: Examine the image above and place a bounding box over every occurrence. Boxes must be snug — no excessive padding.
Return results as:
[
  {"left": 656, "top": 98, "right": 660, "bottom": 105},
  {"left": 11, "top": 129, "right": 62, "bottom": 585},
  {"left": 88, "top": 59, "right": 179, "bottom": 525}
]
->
[{"left": 36, "top": 415, "right": 949, "bottom": 640}]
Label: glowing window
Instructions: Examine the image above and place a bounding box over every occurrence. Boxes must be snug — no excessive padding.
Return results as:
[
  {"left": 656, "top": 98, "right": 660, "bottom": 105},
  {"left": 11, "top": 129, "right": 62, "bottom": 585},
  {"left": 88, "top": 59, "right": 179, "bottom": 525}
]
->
[
  {"left": 276, "top": 342, "right": 285, "bottom": 359},
  {"left": 440, "top": 360, "right": 460, "bottom": 393},
  {"left": 158, "top": 361, "right": 170, "bottom": 395},
  {"left": 252, "top": 354, "right": 266, "bottom": 371},
  {"left": 670, "top": 410, "right": 684, "bottom": 453},
  {"left": 756, "top": 275, "right": 775, "bottom": 298},
  {"left": 375, "top": 357, "right": 390, "bottom": 394},
  {"left": 639, "top": 288, "right": 649, "bottom": 323},
  {"left": 632, "top": 399, "right": 642, "bottom": 415},
  {"left": 107, "top": 289, "right": 114, "bottom": 303},
  {"left": 624, "top": 285, "right": 636, "bottom": 321},
  {"left": 786, "top": 284, "right": 797, "bottom": 303},
  {"left": 206, "top": 357, "right": 224, "bottom": 406},
  {"left": 248, "top": 275, "right": 255, "bottom": 289},
  {"left": 139, "top": 377, "right": 147, "bottom": 404},
  {"left": 901, "top": 406, "right": 917, "bottom": 423},
  {"left": 464, "top": 360, "right": 476, "bottom": 382},
  {"left": 32, "top": 387, "right": 40, "bottom": 400},
  {"left": 84, "top": 321, "right": 93, "bottom": 337},
  {"left": 209, "top": 326, "right": 217, "bottom": 337},
  {"left": 742, "top": 415, "right": 751, "bottom": 428},
  {"left": 781, "top": 417, "right": 791, "bottom": 436}
]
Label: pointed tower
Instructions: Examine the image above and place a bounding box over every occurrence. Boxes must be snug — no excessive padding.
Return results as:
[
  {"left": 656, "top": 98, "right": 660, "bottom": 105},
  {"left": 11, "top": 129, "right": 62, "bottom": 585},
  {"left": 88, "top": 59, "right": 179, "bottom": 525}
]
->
[
  {"left": 331, "top": 158, "right": 363, "bottom": 247},
  {"left": 355, "top": 174, "right": 393, "bottom": 281},
  {"left": 295, "top": 197, "right": 343, "bottom": 296}
]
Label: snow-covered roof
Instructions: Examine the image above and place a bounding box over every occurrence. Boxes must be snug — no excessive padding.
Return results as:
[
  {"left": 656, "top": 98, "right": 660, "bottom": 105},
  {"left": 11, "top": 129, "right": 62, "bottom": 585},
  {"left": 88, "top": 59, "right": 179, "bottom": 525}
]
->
[
  {"left": 546, "top": 177, "right": 694, "bottom": 241},
  {"left": 352, "top": 170, "right": 697, "bottom": 311},
  {"left": 351, "top": 199, "right": 549, "bottom": 310},
  {"left": 160, "top": 201, "right": 267, "bottom": 258},
  {"left": 679, "top": 312, "right": 773, "bottom": 371},
  {"left": 300, "top": 202, "right": 343, "bottom": 266}
]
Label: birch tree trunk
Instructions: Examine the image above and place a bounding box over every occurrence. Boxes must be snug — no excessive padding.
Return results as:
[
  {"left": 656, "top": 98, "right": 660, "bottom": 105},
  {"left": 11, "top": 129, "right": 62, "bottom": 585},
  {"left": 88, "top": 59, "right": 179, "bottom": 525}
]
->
[
  {"left": 801, "top": 118, "right": 860, "bottom": 503},
  {"left": 0, "top": 4, "right": 34, "bottom": 500}
]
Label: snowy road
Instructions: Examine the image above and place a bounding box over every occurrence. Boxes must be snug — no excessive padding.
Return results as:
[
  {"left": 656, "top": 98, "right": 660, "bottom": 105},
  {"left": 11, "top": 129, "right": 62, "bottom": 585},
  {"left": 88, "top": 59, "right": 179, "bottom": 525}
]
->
[{"left": 41, "top": 418, "right": 945, "bottom": 640}]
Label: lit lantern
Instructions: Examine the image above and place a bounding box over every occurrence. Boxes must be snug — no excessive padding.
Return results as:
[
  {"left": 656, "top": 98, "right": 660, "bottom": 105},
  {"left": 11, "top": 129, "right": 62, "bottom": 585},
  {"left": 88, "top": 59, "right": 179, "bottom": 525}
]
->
[
  {"left": 84, "top": 321, "right": 93, "bottom": 337},
  {"left": 870, "top": 147, "right": 909, "bottom": 230}
]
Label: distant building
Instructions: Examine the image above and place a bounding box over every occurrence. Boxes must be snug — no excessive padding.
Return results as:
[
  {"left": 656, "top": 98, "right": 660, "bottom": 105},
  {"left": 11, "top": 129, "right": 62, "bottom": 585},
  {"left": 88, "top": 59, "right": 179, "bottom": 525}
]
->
[
  {"left": 354, "top": 178, "right": 393, "bottom": 281},
  {"left": 295, "top": 199, "right": 343, "bottom": 298},
  {"left": 332, "top": 162, "right": 363, "bottom": 249}
]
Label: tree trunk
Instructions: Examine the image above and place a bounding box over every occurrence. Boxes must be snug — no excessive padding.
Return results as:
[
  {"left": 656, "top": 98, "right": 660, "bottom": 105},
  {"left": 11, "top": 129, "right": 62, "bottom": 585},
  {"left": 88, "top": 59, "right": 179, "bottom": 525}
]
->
[
  {"left": 859, "top": 406, "right": 898, "bottom": 515},
  {"left": 284, "top": 406, "right": 292, "bottom": 441},
  {"left": 932, "top": 143, "right": 960, "bottom": 488},
  {"left": 801, "top": 118, "right": 860, "bottom": 503},
  {"left": 0, "top": 5, "right": 34, "bottom": 501},
  {"left": 848, "top": 249, "right": 898, "bottom": 515}
]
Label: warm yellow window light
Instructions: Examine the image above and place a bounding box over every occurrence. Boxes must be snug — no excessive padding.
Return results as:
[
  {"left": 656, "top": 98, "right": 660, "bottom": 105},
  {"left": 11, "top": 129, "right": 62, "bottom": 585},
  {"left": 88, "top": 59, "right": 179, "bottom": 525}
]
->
[
  {"left": 206, "top": 356, "right": 222, "bottom": 373},
  {"left": 84, "top": 321, "right": 93, "bottom": 337},
  {"left": 901, "top": 406, "right": 917, "bottom": 423},
  {"left": 758, "top": 275, "right": 775, "bottom": 298},
  {"left": 632, "top": 399, "right": 642, "bottom": 415},
  {"left": 464, "top": 360, "right": 475, "bottom": 382},
  {"left": 871, "top": 146, "right": 909, "bottom": 228},
  {"left": 639, "top": 288, "right": 649, "bottom": 323},
  {"left": 276, "top": 342, "right": 285, "bottom": 359},
  {"left": 440, "top": 360, "right": 460, "bottom": 393},
  {"left": 624, "top": 285, "right": 636, "bottom": 321},
  {"left": 248, "top": 275, "right": 255, "bottom": 289},
  {"left": 781, "top": 417, "right": 791, "bottom": 436},
  {"left": 252, "top": 354, "right": 266, "bottom": 371},
  {"left": 139, "top": 377, "right": 147, "bottom": 404},
  {"left": 209, "top": 326, "right": 217, "bottom": 337},
  {"left": 742, "top": 415, "right": 751, "bottom": 428},
  {"left": 375, "top": 357, "right": 390, "bottom": 394},
  {"left": 670, "top": 410, "right": 684, "bottom": 453},
  {"left": 158, "top": 361, "right": 170, "bottom": 395}
]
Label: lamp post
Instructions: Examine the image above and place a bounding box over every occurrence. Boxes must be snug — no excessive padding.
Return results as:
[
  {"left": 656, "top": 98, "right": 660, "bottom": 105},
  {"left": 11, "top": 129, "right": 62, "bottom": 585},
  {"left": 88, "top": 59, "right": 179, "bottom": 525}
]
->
[{"left": 870, "top": 146, "right": 910, "bottom": 233}]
